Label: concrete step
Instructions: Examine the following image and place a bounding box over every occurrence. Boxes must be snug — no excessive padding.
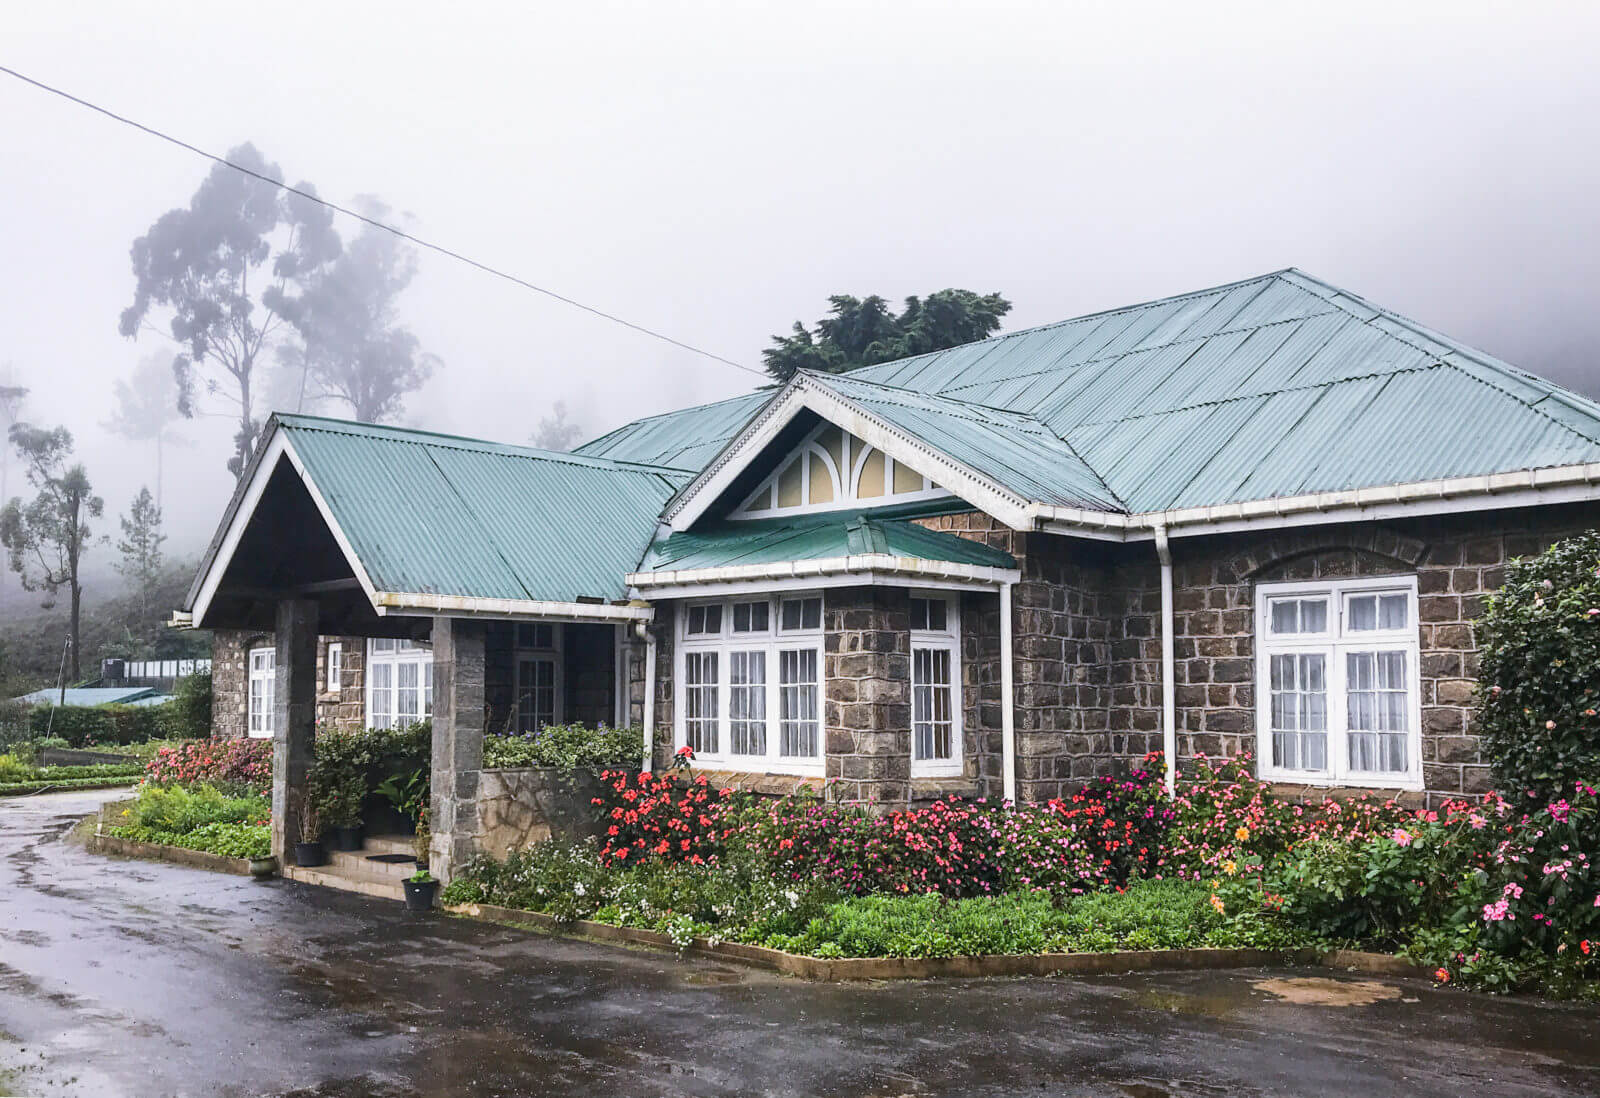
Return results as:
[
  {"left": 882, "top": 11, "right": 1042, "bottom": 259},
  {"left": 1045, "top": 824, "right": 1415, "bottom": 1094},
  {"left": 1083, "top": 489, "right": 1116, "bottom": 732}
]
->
[
  {"left": 284, "top": 863, "right": 407, "bottom": 902},
  {"left": 326, "top": 847, "right": 424, "bottom": 881}
]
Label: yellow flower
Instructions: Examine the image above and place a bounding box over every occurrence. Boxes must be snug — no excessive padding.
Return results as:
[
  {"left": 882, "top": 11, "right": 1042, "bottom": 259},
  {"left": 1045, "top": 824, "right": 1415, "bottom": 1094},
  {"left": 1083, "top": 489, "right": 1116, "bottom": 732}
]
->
[
  {"left": 1223, "top": 860, "right": 1237, "bottom": 876},
  {"left": 1210, "top": 894, "right": 1226, "bottom": 915},
  {"left": 1234, "top": 826, "right": 1251, "bottom": 842}
]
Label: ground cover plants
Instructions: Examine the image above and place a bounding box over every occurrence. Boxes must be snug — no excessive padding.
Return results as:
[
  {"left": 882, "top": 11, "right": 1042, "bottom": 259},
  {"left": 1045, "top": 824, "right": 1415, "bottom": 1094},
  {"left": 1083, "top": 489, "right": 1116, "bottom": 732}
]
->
[{"left": 103, "top": 782, "right": 270, "bottom": 859}]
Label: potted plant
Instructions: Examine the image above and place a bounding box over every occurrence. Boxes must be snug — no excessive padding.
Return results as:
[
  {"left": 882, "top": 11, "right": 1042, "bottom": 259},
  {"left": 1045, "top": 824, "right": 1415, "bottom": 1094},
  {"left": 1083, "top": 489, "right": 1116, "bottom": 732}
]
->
[
  {"left": 328, "top": 772, "right": 366, "bottom": 851},
  {"left": 294, "top": 796, "right": 326, "bottom": 867},
  {"left": 375, "top": 768, "right": 426, "bottom": 836},
  {"left": 403, "top": 869, "right": 439, "bottom": 912},
  {"left": 249, "top": 853, "right": 278, "bottom": 879}
]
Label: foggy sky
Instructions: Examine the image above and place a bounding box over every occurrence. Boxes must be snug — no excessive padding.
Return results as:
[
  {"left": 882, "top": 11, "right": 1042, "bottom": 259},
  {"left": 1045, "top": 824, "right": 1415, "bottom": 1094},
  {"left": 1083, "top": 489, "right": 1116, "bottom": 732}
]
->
[{"left": 4, "top": 0, "right": 1599, "bottom": 574}]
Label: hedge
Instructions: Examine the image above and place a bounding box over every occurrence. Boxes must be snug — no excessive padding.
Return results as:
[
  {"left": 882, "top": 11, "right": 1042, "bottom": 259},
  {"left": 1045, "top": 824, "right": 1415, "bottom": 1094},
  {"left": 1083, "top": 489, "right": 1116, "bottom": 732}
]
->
[
  {"left": 28, "top": 703, "right": 174, "bottom": 748},
  {"left": 0, "top": 776, "right": 142, "bottom": 796}
]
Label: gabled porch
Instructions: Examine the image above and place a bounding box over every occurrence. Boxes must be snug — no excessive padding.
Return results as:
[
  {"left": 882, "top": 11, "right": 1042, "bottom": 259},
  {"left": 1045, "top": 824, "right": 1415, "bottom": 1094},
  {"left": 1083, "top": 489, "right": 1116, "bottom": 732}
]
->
[{"left": 179, "top": 415, "right": 677, "bottom": 880}]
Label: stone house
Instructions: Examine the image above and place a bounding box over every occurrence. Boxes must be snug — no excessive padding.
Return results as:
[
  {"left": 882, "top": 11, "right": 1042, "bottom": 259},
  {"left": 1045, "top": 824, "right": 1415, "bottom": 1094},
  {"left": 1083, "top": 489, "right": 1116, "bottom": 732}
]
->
[{"left": 188, "top": 268, "right": 1600, "bottom": 877}]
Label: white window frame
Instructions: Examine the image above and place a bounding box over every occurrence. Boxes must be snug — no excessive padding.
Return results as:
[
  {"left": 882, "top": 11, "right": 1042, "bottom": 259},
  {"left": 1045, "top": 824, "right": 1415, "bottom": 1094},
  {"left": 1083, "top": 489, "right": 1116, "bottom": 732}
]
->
[
  {"left": 247, "top": 646, "right": 275, "bottom": 739},
  {"left": 675, "top": 593, "right": 825, "bottom": 774},
  {"left": 910, "top": 593, "right": 963, "bottom": 778},
  {"left": 326, "top": 642, "right": 342, "bottom": 693},
  {"left": 366, "top": 638, "right": 434, "bottom": 731},
  {"left": 514, "top": 624, "right": 564, "bottom": 733},
  {"left": 1255, "top": 575, "right": 1422, "bottom": 790}
]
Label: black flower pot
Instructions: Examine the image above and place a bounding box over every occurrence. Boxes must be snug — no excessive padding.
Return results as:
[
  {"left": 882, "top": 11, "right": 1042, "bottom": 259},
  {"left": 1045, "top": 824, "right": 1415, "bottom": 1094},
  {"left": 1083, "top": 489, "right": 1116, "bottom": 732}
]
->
[
  {"left": 331, "top": 825, "right": 364, "bottom": 852},
  {"left": 294, "top": 841, "right": 327, "bottom": 868},
  {"left": 403, "top": 879, "right": 439, "bottom": 912}
]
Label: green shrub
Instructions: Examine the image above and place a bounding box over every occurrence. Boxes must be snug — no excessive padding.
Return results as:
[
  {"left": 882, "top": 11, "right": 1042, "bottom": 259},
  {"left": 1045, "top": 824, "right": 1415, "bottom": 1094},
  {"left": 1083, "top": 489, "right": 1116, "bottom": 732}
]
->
[
  {"left": 483, "top": 725, "right": 644, "bottom": 771},
  {"left": 124, "top": 783, "right": 266, "bottom": 833},
  {"left": 1476, "top": 532, "right": 1600, "bottom": 799},
  {"left": 28, "top": 703, "right": 170, "bottom": 748},
  {"left": 165, "top": 672, "right": 213, "bottom": 740},
  {"left": 0, "top": 754, "right": 30, "bottom": 783}
]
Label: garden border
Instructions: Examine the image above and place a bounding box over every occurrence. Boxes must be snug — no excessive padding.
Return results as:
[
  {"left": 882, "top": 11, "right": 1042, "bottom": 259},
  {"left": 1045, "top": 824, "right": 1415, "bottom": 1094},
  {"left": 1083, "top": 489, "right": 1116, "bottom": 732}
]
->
[
  {"left": 85, "top": 831, "right": 253, "bottom": 876},
  {"left": 443, "top": 901, "right": 1432, "bottom": 982}
]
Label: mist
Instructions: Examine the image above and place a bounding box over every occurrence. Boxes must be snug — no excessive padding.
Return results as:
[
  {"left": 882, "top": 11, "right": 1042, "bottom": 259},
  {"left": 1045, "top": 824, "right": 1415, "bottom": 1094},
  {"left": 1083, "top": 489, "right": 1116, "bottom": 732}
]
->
[{"left": 4, "top": 0, "right": 1599, "bottom": 600}]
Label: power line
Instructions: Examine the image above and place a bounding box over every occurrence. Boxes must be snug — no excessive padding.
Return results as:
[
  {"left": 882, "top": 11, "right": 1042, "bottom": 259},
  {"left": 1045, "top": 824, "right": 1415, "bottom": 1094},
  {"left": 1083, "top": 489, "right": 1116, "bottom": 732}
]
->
[{"left": 0, "top": 62, "right": 765, "bottom": 379}]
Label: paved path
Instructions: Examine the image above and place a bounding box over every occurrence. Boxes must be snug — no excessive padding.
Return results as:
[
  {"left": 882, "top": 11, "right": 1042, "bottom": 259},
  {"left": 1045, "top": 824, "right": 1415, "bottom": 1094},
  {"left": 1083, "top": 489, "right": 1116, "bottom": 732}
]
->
[{"left": 2, "top": 790, "right": 1598, "bottom": 1097}]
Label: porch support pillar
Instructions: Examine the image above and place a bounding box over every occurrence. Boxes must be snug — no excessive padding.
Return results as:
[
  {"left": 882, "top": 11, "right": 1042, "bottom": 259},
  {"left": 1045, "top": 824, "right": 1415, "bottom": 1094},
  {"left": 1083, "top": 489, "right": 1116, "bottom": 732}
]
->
[
  {"left": 271, "top": 598, "right": 319, "bottom": 865},
  {"left": 430, "top": 615, "right": 486, "bottom": 882}
]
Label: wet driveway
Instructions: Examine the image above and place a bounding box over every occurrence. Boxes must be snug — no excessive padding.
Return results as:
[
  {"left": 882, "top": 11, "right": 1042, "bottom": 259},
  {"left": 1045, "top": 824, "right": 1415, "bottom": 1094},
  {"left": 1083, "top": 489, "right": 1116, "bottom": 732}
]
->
[{"left": 2, "top": 790, "right": 1598, "bottom": 1097}]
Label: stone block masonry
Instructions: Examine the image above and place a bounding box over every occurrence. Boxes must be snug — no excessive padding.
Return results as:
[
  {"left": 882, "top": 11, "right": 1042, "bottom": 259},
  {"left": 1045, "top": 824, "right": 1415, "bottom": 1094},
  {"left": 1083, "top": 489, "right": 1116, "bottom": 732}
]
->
[{"left": 823, "top": 587, "right": 912, "bottom": 808}]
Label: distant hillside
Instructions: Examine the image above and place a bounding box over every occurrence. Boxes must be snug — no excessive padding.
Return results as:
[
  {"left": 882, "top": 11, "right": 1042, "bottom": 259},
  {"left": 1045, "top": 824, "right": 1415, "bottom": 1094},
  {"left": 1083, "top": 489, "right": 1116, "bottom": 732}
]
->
[{"left": 0, "top": 561, "right": 211, "bottom": 695}]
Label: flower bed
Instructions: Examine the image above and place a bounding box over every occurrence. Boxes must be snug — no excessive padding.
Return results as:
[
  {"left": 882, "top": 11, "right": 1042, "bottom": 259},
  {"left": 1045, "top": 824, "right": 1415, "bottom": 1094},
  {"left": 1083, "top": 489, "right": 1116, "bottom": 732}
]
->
[
  {"left": 102, "top": 782, "right": 270, "bottom": 859},
  {"left": 439, "top": 747, "right": 1599, "bottom": 998},
  {"left": 143, "top": 738, "right": 271, "bottom": 796}
]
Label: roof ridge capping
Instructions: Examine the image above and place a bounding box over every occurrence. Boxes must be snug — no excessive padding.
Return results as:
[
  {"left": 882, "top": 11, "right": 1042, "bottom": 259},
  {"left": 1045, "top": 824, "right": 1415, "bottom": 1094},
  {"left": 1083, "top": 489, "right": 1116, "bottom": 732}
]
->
[{"left": 272, "top": 413, "right": 695, "bottom": 477}]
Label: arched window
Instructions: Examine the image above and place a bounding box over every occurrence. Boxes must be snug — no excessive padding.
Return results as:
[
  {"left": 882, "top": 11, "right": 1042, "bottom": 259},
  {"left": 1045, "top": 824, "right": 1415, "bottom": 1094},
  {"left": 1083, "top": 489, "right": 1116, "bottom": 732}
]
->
[{"left": 731, "top": 423, "right": 943, "bottom": 518}]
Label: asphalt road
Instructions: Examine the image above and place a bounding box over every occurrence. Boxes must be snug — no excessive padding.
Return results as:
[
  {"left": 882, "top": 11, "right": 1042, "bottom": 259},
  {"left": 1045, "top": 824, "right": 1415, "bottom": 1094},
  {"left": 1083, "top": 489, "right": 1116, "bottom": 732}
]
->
[{"left": 2, "top": 789, "right": 1598, "bottom": 1097}]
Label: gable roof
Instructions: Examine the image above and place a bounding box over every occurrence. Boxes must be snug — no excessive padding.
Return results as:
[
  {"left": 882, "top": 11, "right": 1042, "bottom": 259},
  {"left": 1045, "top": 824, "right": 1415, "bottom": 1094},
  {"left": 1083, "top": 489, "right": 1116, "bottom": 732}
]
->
[
  {"left": 185, "top": 414, "right": 688, "bottom": 623},
  {"left": 582, "top": 269, "right": 1600, "bottom": 537}
]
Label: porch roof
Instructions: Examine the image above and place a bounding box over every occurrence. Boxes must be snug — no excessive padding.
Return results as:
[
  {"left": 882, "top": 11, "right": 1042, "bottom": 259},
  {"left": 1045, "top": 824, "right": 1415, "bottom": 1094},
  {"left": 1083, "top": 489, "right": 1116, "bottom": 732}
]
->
[
  {"left": 628, "top": 510, "right": 1018, "bottom": 589},
  {"left": 184, "top": 415, "right": 688, "bottom": 627}
]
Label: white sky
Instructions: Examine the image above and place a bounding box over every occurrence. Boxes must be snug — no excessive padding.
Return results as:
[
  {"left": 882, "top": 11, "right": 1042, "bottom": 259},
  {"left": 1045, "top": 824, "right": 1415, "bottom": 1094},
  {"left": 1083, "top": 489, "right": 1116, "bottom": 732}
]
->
[{"left": 3, "top": 0, "right": 1599, "bottom": 564}]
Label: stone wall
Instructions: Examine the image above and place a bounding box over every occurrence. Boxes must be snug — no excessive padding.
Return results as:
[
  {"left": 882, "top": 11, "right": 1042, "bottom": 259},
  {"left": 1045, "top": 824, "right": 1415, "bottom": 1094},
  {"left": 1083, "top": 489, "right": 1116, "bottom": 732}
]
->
[
  {"left": 476, "top": 767, "right": 607, "bottom": 859},
  {"left": 823, "top": 587, "right": 912, "bottom": 807},
  {"left": 210, "top": 628, "right": 272, "bottom": 740}
]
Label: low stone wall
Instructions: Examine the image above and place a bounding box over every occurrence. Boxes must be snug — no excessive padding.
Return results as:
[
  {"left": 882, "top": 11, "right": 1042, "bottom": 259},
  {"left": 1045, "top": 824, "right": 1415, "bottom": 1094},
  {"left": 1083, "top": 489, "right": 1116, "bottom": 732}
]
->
[{"left": 476, "top": 767, "right": 607, "bottom": 860}]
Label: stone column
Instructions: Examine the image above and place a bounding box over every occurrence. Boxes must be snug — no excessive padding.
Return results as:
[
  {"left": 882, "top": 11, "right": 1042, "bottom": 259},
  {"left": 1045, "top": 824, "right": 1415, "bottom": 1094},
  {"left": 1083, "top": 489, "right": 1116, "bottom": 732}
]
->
[
  {"left": 823, "top": 588, "right": 911, "bottom": 810},
  {"left": 271, "top": 599, "right": 319, "bottom": 864},
  {"left": 430, "top": 616, "right": 486, "bottom": 882}
]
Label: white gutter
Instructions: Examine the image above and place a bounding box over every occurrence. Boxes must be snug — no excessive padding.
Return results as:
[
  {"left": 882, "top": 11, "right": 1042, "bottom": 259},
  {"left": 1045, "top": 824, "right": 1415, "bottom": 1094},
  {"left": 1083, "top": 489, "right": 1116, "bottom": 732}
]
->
[
  {"left": 1000, "top": 579, "right": 1017, "bottom": 804},
  {"left": 1154, "top": 526, "right": 1177, "bottom": 797},
  {"left": 637, "top": 620, "right": 657, "bottom": 773},
  {"left": 1031, "top": 461, "right": 1600, "bottom": 542},
  {"left": 372, "top": 591, "right": 654, "bottom": 623},
  {"left": 629, "top": 555, "right": 1022, "bottom": 591}
]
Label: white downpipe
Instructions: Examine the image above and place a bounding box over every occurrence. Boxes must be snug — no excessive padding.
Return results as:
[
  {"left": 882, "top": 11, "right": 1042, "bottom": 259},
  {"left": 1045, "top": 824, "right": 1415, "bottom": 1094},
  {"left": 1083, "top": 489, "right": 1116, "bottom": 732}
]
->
[
  {"left": 637, "top": 621, "right": 657, "bottom": 772},
  {"left": 1155, "top": 525, "right": 1177, "bottom": 796},
  {"left": 1000, "top": 580, "right": 1017, "bottom": 804}
]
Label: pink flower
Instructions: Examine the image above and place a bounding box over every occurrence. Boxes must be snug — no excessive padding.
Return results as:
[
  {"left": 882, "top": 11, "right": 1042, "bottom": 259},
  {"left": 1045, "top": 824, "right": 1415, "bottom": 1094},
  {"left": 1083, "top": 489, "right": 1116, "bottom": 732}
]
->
[
  {"left": 1391, "top": 828, "right": 1412, "bottom": 847},
  {"left": 1546, "top": 720, "right": 1558, "bottom": 730}
]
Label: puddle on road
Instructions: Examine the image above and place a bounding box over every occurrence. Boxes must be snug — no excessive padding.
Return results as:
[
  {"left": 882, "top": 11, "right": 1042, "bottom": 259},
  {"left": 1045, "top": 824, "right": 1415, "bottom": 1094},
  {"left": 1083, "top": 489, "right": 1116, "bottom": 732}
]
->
[
  {"left": 677, "top": 966, "right": 748, "bottom": 986},
  {"left": 1253, "top": 976, "right": 1402, "bottom": 1006},
  {"left": 1128, "top": 987, "right": 1245, "bottom": 1020}
]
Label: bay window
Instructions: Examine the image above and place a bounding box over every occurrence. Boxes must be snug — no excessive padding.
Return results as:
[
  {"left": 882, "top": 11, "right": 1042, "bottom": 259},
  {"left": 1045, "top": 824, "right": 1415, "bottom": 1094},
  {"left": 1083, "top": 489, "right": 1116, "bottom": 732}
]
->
[
  {"left": 247, "top": 646, "right": 275, "bottom": 738},
  {"left": 367, "top": 638, "right": 433, "bottom": 730},
  {"left": 910, "top": 595, "right": 962, "bottom": 777},
  {"left": 1256, "top": 576, "right": 1421, "bottom": 788},
  {"left": 677, "top": 594, "right": 823, "bottom": 772}
]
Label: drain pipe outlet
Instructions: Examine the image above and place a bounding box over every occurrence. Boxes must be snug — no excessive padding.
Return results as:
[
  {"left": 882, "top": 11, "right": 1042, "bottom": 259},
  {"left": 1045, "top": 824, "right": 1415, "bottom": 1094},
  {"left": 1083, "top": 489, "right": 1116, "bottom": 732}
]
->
[
  {"left": 1155, "top": 525, "right": 1177, "bottom": 796},
  {"left": 635, "top": 619, "right": 657, "bottom": 772}
]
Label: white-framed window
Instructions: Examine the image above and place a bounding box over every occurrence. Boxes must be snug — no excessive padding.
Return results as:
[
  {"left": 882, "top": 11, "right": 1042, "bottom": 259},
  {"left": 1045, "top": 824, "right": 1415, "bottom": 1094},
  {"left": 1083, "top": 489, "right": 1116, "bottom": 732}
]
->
[
  {"left": 326, "top": 643, "right": 342, "bottom": 693},
  {"left": 910, "top": 594, "right": 963, "bottom": 777},
  {"left": 247, "top": 646, "right": 275, "bottom": 738},
  {"left": 367, "top": 638, "right": 434, "bottom": 730},
  {"left": 514, "top": 624, "right": 563, "bottom": 733},
  {"left": 676, "top": 593, "right": 825, "bottom": 773},
  {"left": 1255, "top": 575, "right": 1421, "bottom": 789}
]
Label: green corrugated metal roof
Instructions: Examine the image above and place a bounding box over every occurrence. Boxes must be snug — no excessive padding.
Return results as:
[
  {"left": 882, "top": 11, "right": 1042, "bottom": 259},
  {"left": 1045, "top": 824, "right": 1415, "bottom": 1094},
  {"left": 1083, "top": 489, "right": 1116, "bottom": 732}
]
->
[
  {"left": 275, "top": 416, "right": 689, "bottom": 603},
  {"left": 639, "top": 509, "right": 1017, "bottom": 573},
  {"left": 580, "top": 269, "right": 1600, "bottom": 518}
]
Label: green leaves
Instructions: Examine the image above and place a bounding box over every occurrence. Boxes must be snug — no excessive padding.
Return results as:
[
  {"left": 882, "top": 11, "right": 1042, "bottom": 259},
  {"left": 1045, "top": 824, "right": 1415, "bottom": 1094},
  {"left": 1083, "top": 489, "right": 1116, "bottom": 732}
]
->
[{"left": 1476, "top": 533, "right": 1600, "bottom": 798}]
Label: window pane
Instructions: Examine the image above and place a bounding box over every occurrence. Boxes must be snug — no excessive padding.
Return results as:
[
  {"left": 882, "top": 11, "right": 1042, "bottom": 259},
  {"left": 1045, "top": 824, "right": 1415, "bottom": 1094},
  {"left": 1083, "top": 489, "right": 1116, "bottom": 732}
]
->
[
  {"left": 397, "top": 662, "right": 419, "bottom": 722},
  {"left": 1347, "top": 595, "right": 1377, "bottom": 631},
  {"left": 913, "top": 647, "right": 954, "bottom": 762},
  {"left": 778, "top": 649, "right": 819, "bottom": 757},
  {"left": 1270, "top": 598, "right": 1326, "bottom": 634},
  {"left": 732, "top": 602, "right": 769, "bottom": 633},
  {"left": 685, "top": 652, "right": 719, "bottom": 753},
  {"left": 1378, "top": 594, "right": 1408, "bottom": 630},
  {"left": 910, "top": 598, "right": 929, "bottom": 632},
  {"left": 1268, "top": 652, "right": 1327, "bottom": 772},
  {"left": 729, "top": 650, "right": 767, "bottom": 755},
  {"left": 780, "top": 598, "right": 820, "bottom": 631},
  {"left": 1346, "top": 650, "right": 1409, "bottom": 773},
  {"left": 370, "top": 662, "right": 393, "bottom": 729}
]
